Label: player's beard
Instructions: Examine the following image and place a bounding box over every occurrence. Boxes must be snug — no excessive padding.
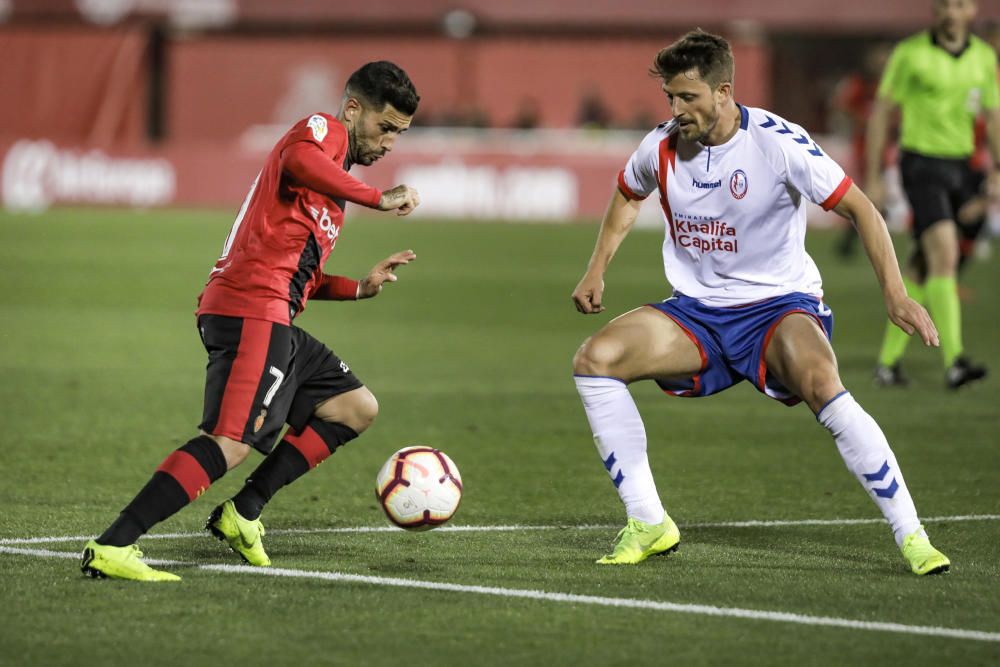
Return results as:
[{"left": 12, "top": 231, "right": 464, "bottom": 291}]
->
[
  {"left": 347, "top": 124, "right": 377, "bottom": 166},
  {"left": 698, "top": 108, "right": 721, "bottom": 144},
  {"left": 687, "top": 108, "right": 719, "bottom": 144}
]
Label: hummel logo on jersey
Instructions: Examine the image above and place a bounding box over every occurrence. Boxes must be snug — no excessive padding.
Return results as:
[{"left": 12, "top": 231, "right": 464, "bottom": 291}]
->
[{"left": 692, "top": 178, "right": 722, "bottom": 190}]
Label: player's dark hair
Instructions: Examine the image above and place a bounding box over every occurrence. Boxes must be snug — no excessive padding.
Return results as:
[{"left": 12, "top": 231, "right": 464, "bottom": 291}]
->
[
  {"left": 650, "top": 30, "right": 734, "bottom": 89},
  {"left": 345, "top": 61, "right": 420, "bottom": 115}
]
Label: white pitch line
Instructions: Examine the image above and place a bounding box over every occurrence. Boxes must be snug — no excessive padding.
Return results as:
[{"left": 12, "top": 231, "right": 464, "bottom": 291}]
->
[
  {"left": 682, "top": 514, "right": 1000, "bottom": 528},
  {"left": 1, "top": 513, "right": 997, "bottom": 546},
  {"left": 2, "top": 545, "right": 997, "bottom": 644}
]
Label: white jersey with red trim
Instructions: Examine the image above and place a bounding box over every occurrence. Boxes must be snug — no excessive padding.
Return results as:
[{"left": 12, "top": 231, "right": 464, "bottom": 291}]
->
[{"left": 618, "top": 105, "right": 852, "bottom": 307}]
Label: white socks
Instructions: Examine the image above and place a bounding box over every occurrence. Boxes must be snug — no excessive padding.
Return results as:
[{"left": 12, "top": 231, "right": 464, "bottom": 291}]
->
[
  {"left": 818, "top": 392, "right": 922, "bottom": 546},
  {"left": 575, "top": 378, "right": 922, "bottom": 545},
  {"left": 574, "top": 375, "right": 665, "bottom": 525}
]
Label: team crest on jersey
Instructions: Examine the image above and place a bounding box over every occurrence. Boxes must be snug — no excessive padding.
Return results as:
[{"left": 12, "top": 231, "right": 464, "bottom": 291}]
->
[
  {"left": 307, "top": 114, "right": 328, "bottom": 142},
  {"left": 253, "top": 408, "right": 268, "bottom": 434},
  {"left": 729, "top": 169, "right": 749, "bottom": 200}
]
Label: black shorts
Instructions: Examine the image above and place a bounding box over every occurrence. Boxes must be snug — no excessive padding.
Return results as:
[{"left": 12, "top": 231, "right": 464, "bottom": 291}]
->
[
  {"left": 899, "top": 150, "right": 982, "bottom": 239},
  {"left": 197, "top": 315, "right": 363, "bottom": 453}
]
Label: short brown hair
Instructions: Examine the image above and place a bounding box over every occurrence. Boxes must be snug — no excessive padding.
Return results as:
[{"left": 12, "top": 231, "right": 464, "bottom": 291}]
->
[{"left": 650, "top": 30, "right": 734, "bottom": 89}]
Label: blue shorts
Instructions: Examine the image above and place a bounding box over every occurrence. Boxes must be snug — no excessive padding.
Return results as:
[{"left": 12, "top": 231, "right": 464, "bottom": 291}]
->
[{"left": 648, "top": 292, "right": 834, "bottom": 406}]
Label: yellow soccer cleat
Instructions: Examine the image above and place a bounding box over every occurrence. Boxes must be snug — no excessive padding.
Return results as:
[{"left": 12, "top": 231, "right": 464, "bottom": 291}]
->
[
  {"left": 901, "top": 527, "right": 951, "bottom": 576},
  {"left": 80, "top": 540, "right": 181, "bottom": 582},
  {"left": 596, "top": 515, "right": 681, "bottom": 565},
  {"left": 206, "top": 500, "right": 271, "bottom": 567}
]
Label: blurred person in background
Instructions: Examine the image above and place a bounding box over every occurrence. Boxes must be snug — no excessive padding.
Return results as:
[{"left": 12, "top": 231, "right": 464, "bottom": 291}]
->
[
  {"left": 828, "top": 42, "right": 894, "bottom": 258},
  {"left": 81, "top": 61, "right": 422, "bottom": 582},
  {"left": 954, "top": 19, "right": 1000, "bottom": 278},
  {"left": 868, "top": 0, "right": 999, "bottom": 389},
  {"left": 512, "top": 97, "right": 542, "bottom": 129},
  {"left": 577, "top": 84, "right": 613, "bottom": 129}
]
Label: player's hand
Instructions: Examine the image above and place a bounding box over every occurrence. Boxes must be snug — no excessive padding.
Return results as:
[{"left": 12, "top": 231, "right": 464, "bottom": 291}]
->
[
  {"left": 886, "top": 294, "right": 939, "bottom": 347},
  {"left": 378, "top": 185, "right": 420, "bottom": 216},
  {"left": 358, "top": 249, "right": 416, "bottom": 298},
  {"left": 572, "top": 273, "right": 606, "bottom": 314}
]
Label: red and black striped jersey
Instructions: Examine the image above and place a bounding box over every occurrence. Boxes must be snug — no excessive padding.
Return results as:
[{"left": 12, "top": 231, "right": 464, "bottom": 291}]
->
[{"left": 197, "top": 113, "right": 381, "bottom": 324}]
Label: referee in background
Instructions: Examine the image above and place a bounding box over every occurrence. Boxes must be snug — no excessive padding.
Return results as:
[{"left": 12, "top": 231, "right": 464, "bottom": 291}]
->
[{"left": 866, "top": 0, "right": 999, "bottom": 389}]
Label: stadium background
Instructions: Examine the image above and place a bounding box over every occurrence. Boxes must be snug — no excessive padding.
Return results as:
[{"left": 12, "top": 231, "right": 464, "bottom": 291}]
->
[
  {"left": 1, "top": 3, "right": 999, "bottom": 666},
  {"left": 3, "top": 0, "right": 996, "bottom": 225}
]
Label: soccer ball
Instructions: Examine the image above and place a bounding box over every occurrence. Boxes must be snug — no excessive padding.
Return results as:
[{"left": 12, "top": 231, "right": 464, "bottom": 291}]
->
[{"left": 375, "top": 446, "right": 463, "bottom": 530}]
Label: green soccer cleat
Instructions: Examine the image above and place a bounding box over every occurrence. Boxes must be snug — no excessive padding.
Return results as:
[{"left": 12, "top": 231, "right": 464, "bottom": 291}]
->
[
  {"left": 596, "top": 515, "right": 681, "bottom": 565},
  {"left": 901, "top": 527, "right": 951, "bottom": 576},
  {"left": 206, "top": 500, "right": 271, "bottom": 566},
  {"left": 80, "top": 540, "right": 181, "bottom": 582}
]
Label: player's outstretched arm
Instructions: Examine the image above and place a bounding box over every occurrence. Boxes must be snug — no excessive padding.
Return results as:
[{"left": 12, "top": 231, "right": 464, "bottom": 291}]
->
[
  {"left": 572, "top": 187, "right": 643, "bottom": 314},
  {"left": 378, "top": 185, "right": 420, "bottom": 216},
  {"left": 833, "top": 184, "right": 939, "bottom": 347},
  {"left": 357, "top": 249, "right": 417, "bottom": 298},
  {"left": 281, "top": 141, "right": 383, "bottom": 208}
]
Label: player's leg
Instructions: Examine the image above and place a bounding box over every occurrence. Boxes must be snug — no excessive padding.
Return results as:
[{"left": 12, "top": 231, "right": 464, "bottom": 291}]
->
[
  {"left": 955, "top": 168, "right": 988, "bottom": 277},
  {"left": 213, "top": 330, "right": 369, "bottom": 565},
  {"left": 573, "top": 306, "right": 702, "bottom": 564},
  {"left": 767, "top": 314, "right": 949, "bottom": 575},
  {"left": 83, "top": 316, "right": 280, "bottom": 581},
  {"left": 226, "top": 387, "right": 375, "bottom": 524},
  {"left": 921, "top": 219, "right": 961, "bottom": 357},
  {"left": 81, "top": 433, "right": 244, "bottom": 582},
  {"left": 921, "top": 219, "right": 987, "bottom": 387},
  {"left": 936, "top": 169, "right": 990, "bottom": 386}
]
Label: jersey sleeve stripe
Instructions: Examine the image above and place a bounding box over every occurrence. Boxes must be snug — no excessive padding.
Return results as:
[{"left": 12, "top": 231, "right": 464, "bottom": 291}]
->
[
  {"left": 658, "top": 134, "right": 679, "bottom": 242},
  {"left": 820, "top": 175, "right": 853, "bottom": 211},
  {"left": 617, "top": 170, "right": 645, "bottom": 201}
]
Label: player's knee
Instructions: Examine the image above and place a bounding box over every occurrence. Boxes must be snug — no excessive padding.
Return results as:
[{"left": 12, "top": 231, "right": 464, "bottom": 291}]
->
[
  {"left": 205, "top": 433, "right": 252, "bottom": 470},
  {"left": 926, "top": 252, "right": 958, "bottom": 276},
  {"left": 573, "top": 335, "right": 624, "bottom": 376},
  {"left": 346, "top": 390, "right": 379, "bottom": 434},
  {"left": 314, "top": 388, "right": 379, "bottom": 434},
  {"left": 797, "top": 370, "right": 843, "bottom": 412},
  {"left": 922, "top": 231, "right": 960, "bottom": 275}
]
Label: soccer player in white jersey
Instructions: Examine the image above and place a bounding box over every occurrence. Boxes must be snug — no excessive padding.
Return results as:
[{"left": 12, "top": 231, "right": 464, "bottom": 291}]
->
[{"left": 571, "top": 30, "right": 950, "bottom": 575}]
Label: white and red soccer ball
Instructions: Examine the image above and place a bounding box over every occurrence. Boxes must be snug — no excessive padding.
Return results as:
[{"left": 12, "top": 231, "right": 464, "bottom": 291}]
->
[{"left": 375, "top": 446, "right": 462, "bottom": 530}]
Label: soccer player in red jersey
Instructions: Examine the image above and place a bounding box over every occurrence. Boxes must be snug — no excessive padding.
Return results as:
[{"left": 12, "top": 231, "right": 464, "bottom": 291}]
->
[{"left": 82, "top": 61, "right": 422, "bottom": 581}]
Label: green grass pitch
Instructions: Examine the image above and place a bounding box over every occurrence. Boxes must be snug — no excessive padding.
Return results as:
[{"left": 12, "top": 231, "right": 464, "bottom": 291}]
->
[{"left": 0, "top": 208, "right": 998, "bottom": 666}]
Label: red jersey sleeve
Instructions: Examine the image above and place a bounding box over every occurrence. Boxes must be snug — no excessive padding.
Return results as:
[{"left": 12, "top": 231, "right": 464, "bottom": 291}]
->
[
  {"left": 281, "top": 141, "right": 382, "bottom": 208},
  {"left": 311, "top": 274, "right": 359, "bottom": 300}
]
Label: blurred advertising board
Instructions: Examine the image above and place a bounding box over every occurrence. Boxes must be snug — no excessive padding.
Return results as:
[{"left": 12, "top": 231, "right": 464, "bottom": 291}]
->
[{"left": 0, "top": 128, "right": 854, "bottom": 227}]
